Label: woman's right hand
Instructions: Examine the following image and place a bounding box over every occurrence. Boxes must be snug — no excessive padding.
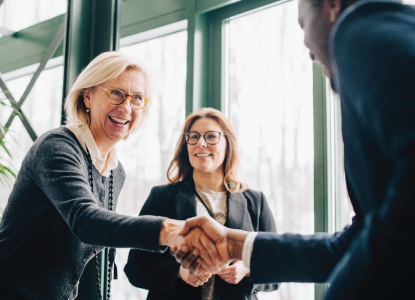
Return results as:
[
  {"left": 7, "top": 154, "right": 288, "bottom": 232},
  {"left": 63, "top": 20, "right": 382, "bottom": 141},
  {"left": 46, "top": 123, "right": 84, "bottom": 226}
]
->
[{"left": 178, "top": 265, "right": 212, "bottom": 287}]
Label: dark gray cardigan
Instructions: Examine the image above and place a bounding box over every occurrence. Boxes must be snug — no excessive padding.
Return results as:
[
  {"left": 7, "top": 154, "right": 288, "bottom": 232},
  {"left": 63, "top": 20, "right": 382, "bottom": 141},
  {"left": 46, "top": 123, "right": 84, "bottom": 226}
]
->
[{"left": 0, "top": 127, "right": 166, "bottom": 300}]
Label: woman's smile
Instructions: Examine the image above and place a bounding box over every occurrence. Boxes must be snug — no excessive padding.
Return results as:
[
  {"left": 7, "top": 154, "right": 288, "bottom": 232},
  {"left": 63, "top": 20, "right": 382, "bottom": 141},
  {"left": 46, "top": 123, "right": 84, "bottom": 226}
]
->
[
  {"left": 195, "top": 153, "right": 212, "bottom": 157},
  {"left": 108, "top": 116, "right": 130, "bottom": 125},
  {"left": 86, "top": 69, "right": 145, "bottom": 148}
]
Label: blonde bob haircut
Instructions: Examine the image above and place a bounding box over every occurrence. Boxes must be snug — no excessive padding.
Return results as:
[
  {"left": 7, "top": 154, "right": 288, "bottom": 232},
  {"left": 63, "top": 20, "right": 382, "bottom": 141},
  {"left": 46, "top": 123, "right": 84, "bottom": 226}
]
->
[
  {"left": 64, "top": 51, "right": 151, "bottom": 139},
  {"left": 167, "top": 107, "right": 248, "bottom": 193}
]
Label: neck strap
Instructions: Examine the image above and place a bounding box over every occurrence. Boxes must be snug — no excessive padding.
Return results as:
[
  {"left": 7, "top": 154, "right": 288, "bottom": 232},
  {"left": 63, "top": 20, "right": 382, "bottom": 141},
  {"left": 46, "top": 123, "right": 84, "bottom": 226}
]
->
[{"left": 183, "top": 181, "right": 215, "bottom": 219}]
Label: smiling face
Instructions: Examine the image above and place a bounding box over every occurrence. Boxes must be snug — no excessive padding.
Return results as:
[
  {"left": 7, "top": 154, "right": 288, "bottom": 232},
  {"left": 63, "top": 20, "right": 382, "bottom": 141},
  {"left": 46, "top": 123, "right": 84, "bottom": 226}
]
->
[
  {"left": 187, "top": 118, "right": 228, "bottom": 177},
  {"left": 84, "top": 70, "right": 145, "bottom": 149}
]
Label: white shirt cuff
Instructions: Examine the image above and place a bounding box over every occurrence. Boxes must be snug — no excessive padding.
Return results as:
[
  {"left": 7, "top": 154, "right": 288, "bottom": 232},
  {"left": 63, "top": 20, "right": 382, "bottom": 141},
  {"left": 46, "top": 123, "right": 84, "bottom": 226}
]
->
[{"left": 242, "top": 232, "right": 258, "bottom": 270}]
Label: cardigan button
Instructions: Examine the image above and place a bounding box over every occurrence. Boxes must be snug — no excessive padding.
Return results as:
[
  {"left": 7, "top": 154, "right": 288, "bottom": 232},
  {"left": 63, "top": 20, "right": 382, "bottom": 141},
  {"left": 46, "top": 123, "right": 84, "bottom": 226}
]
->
[
  {"left": 83, "top": 258, "right": 87, "bottom": 263},
  {"left": 99, "top": 197, "right": 104, "bottom": 202},
  {"left": 72, "top": 277, "right": 78, "bottom": 284}
]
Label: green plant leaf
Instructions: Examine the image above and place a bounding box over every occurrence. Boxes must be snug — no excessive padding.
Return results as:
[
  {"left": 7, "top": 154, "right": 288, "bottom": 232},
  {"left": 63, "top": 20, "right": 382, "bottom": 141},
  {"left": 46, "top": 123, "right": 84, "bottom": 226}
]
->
[{"left": 0, "top": 140, "right": 12, "bottom": 158}]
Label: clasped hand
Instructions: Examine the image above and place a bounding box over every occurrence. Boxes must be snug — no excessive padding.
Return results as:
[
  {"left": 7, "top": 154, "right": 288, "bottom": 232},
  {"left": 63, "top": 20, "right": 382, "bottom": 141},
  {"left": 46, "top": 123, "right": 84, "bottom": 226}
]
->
[{"left": 160, "top": 215, "right": 249, "bottom": 275}]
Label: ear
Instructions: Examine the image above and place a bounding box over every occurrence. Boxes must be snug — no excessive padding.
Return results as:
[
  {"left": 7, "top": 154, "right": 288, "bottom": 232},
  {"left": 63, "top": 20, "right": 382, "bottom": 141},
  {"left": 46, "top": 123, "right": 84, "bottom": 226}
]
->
[
  {"left": 83, "top": 88, "right": 92, "bottom": 109},
  {"left": 329, "top": 0, "right": 342, "bottom": 23}
]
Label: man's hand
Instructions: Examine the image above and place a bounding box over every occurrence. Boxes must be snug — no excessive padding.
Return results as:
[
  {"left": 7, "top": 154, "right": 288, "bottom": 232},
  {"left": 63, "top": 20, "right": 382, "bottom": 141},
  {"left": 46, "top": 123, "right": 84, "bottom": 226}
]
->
[
  {"left": 178, "top": 265, "right": 211, "bottom": 287},
  {"left": 172, "top": 216, "right": 249, "bottom": 273},
  {"left": 159, "top": 219, "right": 221, "bottom": 274},
  {"left": 217, "top": 260, "right": 250, "bottom": 284}
]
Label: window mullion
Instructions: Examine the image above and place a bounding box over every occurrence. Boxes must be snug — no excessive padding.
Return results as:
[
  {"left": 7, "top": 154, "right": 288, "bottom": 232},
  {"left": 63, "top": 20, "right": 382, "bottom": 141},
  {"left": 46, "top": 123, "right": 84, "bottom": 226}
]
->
[{"left": 313, "top": 62, "right": 330, "bottom": 300}]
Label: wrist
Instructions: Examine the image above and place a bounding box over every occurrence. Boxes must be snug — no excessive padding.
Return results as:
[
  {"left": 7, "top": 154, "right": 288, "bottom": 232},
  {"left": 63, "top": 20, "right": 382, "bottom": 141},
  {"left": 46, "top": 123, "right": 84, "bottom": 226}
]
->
[
  {"left": 226, "top": 229, "right": 249, "bottom": 261},
  {"left": 159, "top": 219, "right": 185, "bottom": 246}
]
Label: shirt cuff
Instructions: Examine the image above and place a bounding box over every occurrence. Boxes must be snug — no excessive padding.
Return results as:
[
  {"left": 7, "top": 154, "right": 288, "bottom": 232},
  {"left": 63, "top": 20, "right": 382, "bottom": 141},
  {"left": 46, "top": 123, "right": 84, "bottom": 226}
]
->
[{"left": 242, "top": 232, "right": 258, "bottom": 270}]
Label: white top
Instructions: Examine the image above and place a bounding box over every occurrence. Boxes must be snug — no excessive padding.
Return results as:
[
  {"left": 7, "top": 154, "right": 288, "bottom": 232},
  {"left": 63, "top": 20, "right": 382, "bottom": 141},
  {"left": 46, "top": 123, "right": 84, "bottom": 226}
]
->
[
  {"left": 195, "top": 187, "right": 227, "bottom": 225},
  {"left": 65, "top": 124, "right": 118, "bottom": 177},
  {"left": 195, "top": 186, "right": 257, "bottom": 273}
]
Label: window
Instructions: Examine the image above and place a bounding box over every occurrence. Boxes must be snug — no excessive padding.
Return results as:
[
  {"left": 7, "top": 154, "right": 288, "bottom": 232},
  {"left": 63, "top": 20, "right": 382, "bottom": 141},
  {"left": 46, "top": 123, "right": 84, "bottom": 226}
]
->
[
  {"left": 0, "top": 0, "right": 66, "bottom": 33},
  {"left": 225, "top": 1, "right": 314, "bottom": 299},
  {"left": 0, "top": 64, "right": 64, "bottom": 209},
  {"left": 326, "top": 88, "right": 354, "bottom": 233}
]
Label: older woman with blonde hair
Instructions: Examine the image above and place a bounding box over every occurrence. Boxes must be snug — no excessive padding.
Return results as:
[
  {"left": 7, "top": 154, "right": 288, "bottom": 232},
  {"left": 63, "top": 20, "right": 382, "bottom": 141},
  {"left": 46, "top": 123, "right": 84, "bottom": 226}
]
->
[
  {"left": 125, "top": 107, "right": 279, "bottom": 300},
  {"left": 0, "top": 52, "right": 219, "bottom": 300}
]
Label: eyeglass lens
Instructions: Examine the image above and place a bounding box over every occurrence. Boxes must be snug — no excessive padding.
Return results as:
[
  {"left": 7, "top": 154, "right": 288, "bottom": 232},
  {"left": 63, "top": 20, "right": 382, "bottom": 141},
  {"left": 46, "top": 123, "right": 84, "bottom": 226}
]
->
[
  {"left": 108, "top": 90, "right": 147, "bottom": 109},
  {"left": 185, "top": 131, "right": 221, "bottom": 145}
]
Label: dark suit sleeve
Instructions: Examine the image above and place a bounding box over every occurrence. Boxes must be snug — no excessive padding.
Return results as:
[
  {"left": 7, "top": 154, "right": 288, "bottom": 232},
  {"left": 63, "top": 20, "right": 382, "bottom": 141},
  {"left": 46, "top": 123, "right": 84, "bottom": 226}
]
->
[
  {"left": 124, "top": 187, "right": 181, "bottom": 293},
  {"left": 250, "top": 216, "right": 360, "bottom": 284},
  {"left": 325, "top": 3, "right": 415, "bottom": 300}
]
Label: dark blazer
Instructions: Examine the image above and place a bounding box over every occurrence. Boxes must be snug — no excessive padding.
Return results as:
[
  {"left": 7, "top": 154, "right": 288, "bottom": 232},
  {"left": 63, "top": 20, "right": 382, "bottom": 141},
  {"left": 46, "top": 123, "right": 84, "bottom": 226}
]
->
[
  {"left": 250, "top": 1, "right": 415, "bottom": 299},
  {"left": 124, "top": 177, "right": 279, "bottom": 300}
]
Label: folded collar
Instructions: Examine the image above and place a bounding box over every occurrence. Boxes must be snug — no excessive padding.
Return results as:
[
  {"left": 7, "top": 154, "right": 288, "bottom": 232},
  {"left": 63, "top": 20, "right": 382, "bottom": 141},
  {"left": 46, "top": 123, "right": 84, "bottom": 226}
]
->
[{"left": 65, "top": 124, "right": 118, "bottom": 176}]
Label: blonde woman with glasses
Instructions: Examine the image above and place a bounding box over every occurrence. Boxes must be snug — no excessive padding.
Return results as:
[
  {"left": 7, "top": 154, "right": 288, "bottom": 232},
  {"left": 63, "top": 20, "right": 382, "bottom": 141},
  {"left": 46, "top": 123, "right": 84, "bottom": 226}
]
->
[
  {"left": 0, "top": 52, "right": 219, "bottom": 300},
  {"left": 125, "top": 108, "right": 279, "bottom": 300}
]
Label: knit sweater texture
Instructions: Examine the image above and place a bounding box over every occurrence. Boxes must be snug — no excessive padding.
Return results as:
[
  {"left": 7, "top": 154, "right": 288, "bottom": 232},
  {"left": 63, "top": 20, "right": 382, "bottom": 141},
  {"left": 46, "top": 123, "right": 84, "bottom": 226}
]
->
[{"left": 0, "top": 127, "right": 166, "bottom": 300}]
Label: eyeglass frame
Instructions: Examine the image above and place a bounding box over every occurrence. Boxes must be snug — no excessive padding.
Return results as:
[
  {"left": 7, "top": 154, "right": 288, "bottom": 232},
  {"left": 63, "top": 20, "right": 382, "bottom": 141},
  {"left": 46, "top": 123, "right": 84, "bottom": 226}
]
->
[
  {"left": 98, "top": 87, "right": 150, "bottom": 110},
  {"left": 183, "top": 131, "right": 226, "bottom": 145}
]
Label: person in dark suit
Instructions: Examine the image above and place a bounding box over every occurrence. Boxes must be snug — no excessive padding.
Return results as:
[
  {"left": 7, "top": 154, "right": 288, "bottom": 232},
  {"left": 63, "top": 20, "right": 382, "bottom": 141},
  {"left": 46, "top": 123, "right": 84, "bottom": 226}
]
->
[
  {"left": 173, "top": 0, "right": 415, "bottom": 299},
  {"left": 124, "top": 108, "right": 278, "bottom": 300}
]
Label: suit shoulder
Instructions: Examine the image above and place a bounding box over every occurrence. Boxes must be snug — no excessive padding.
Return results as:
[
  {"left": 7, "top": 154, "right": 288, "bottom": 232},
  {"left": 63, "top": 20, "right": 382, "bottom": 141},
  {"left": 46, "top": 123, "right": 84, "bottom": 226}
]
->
[
  {"left": 140, "top": 182, "right": 181, "bottom": 216},
  {"left": 339, "top": 0, "right": 412, "bottom": 24},
  {"left": 333, "top": 0, "right": 414, "bottom": 43},
  {"left": 149, "top": 182, "right": 181, "bottom": 201},
  {"left": 242, "top": 188, "right": 263, "bottom": 200},
  {"left": 149, "top": 182, "right": 182, "bottom": 197}
]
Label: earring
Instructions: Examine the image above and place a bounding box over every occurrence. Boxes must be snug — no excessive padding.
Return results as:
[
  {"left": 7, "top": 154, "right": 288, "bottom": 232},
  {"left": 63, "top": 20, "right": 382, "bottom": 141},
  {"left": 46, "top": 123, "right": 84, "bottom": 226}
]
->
[{"left": 86, "top": 107, "right": 90, "bottom": 113}]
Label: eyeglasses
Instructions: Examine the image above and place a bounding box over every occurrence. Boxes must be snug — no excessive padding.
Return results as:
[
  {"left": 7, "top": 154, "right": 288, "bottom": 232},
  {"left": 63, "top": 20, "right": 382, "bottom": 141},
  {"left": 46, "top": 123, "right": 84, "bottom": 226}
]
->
[
  {"left": 184, "top": 131, "right": 225, "bottom": 145},
  {"left": 99, "top": 87, "right": 150, "bottom": 110}
]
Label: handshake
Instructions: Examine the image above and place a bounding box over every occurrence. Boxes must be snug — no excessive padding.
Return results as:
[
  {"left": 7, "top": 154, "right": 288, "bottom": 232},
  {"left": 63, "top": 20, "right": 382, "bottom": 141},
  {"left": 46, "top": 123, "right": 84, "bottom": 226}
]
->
[{"left": 159, "top": 215, "right": 250, "bottom": 274}]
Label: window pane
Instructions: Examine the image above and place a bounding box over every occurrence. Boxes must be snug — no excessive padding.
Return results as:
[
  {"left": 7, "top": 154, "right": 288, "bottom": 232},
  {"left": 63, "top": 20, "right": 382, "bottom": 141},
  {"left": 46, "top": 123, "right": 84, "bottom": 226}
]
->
[
  {"left": 0, "top": 0, "right": 66, "bottom": 32},
  {"left": 19, "top": 66, "right": 64, "bottom": 137},
  {"left": 225, "top": 1, "right": 314, "bottom": 299},
  {"left": 327, "top": 89, "right": 355, "bottom": 233},
  {"left": 113, "top": 30, "right": 187, "bottom": 299},
  {"left": 0, "top": 65, "right": 64, "bottom": 211}
]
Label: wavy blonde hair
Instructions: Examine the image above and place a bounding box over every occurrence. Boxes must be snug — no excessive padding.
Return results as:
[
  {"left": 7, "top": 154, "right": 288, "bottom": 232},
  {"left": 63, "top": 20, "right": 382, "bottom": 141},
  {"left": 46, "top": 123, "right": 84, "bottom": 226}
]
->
[
  {"left": 167, "top": 108, "right": 247, "bottom": 193},
  {"left": 64, "top": 51, "right": 152, "bottom": 139}
]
